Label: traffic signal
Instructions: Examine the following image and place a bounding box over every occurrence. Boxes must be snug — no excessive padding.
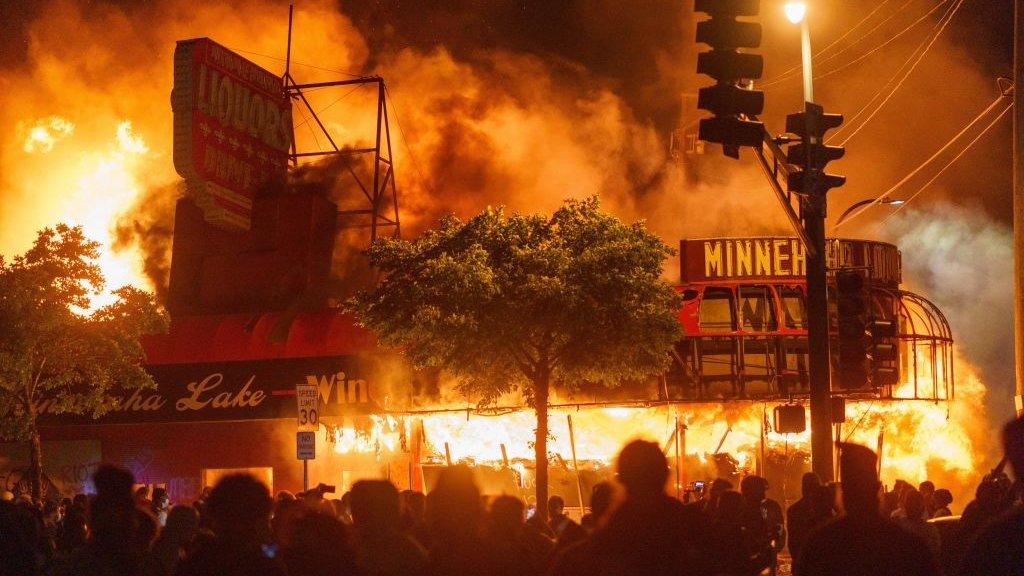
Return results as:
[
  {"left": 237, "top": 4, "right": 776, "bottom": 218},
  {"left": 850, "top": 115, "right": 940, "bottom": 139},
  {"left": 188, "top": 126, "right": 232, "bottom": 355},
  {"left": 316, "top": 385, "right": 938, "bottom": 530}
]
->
[
  {"left": 774, "top": 404, "right": 806, "bottom": 434},
  {"left": 866, "top": 317, "right": 899, "bottom": 388},
  {"left": 694, "top": 0, "right": 765, "bottom": 158},
  {"left": 834, "top": 270, "right": 869, "bottom": 389},
  {"left": 785, "top": 102, "right": 846, "bottom": 194}
]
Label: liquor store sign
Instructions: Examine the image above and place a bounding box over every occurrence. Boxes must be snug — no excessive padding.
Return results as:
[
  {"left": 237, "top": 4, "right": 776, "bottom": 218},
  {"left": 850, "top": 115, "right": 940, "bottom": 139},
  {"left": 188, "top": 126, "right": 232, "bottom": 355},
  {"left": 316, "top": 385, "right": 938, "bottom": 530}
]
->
[
  {"left": 680, "top": 237, "right": 901, "bottom": 286},
  {"left": 36, "top": 356, "right": 375, "bottom": 426},
  {"left": 172, "top": 37, "right": 293, "bottom": 231}
]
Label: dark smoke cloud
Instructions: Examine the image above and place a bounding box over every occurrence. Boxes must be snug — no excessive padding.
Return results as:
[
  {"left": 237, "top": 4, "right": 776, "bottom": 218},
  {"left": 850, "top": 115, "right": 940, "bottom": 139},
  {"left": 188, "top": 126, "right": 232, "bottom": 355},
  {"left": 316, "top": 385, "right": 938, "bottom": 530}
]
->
[{"left": 113, "top": 181, "right": 181, "bottom": 303}]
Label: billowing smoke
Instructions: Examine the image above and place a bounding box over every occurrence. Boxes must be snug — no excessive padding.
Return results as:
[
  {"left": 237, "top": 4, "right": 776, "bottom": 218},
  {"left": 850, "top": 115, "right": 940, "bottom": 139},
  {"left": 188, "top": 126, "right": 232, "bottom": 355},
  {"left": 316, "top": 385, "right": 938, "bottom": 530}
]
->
[
  {"left": 0, "top": 0, "right": 1014, "bottom": 488},
  {"left": 875, "top": 203, "right": 1015, "bottom": 421}
]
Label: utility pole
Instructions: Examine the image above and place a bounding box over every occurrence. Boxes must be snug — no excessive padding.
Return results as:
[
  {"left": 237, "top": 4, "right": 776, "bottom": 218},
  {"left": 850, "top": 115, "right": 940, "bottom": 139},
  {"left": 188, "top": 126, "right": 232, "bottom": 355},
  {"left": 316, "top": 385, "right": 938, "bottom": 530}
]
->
[
  {"left": 786, "top": 103, "right": 845, "bottom": 482},
  {"left": 801, "top": 106, "right": 834, "bottom": 482},
  {"left": 1014, "top": 0, "right": 1024, "bottom": 417}
]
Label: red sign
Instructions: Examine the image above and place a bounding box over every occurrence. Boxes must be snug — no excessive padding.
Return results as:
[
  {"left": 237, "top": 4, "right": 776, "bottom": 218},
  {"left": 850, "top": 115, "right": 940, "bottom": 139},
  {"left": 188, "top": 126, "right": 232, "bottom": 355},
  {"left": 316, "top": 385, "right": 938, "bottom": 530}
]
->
[
  {"left": 172, "top": 38, "right": 292, "bottom": 231},
  {"left": 680, "top": 237, "right": 901, "bottom": 286}
]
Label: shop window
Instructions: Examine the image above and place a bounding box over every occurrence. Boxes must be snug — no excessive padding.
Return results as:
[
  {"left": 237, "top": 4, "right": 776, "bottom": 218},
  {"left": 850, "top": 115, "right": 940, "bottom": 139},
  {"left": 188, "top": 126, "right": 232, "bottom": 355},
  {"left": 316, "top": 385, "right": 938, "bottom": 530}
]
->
[
  {"left": 739, "top": 285, "right": 777, "bottom": 332},
  {"left": 699, "top": 287, "right": 735, "bottom": 332},
  {"left": 778, "top": 285, "right": 806, "bottom": 329}
]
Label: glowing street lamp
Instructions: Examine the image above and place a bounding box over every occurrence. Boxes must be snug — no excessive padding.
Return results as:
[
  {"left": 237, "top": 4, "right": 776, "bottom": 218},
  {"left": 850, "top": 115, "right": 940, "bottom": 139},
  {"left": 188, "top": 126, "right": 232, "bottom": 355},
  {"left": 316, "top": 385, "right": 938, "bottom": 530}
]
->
[
  {"left": 784, "top": 2, "right": 807, "bottom": 24},
  {"left": 784, "top": 1, "right": 813, "bottom": 103}
]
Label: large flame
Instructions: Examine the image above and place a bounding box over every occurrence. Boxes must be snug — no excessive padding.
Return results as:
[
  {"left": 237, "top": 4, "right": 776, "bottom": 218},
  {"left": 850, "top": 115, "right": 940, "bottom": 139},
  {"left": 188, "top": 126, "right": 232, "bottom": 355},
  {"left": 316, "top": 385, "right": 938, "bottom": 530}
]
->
[
  {"left": 15, "top": 115, "right": 154, "bottom": 309},
  {"left": 330, "top": 353, "right": 991, "bottom": 508}
]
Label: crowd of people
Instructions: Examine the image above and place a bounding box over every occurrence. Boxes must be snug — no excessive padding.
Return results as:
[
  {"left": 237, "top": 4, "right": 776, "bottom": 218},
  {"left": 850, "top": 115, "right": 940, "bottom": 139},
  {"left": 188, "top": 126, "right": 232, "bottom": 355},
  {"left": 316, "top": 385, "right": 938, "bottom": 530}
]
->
[{"left": 2, "top": 415, "right": 1022, "bottom": 576}]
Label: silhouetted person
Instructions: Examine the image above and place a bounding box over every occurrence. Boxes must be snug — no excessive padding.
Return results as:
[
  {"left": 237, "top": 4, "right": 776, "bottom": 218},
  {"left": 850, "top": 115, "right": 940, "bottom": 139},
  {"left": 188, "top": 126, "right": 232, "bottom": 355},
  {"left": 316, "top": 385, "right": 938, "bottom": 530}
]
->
[
  {"left": 425, "top": 465, "right": 492, "bottom": 576},
  {"left": 931, "top": 489, "right": 953, "bottom": 518},
  {"left": 959, "top": 473, "right": 1012, "bottom": 539},
  {"left": 918, "top": 481, "right": 936, "bottom": 517},
  {"left": 694, "top": 478, "right": 733, "bottom": 519},
  {"left": 708, "top": 490, "right": 759, "bottom": 576},
  {"left": 0, "top": 499, "right": 42, "bottom": 576},
  {"left": 580, "top": 482, "right": 616, "bottom": 533},
  {"left": 787, "top": 472, "right": 830, "bottom": 562},
  {"left": 740, "top": 474, "right": 783, "bottom": 574},
  {"left": 52, "top": 464, "right": 148, "bottom": 576},
  {"left": 549, "top": 439, "right": 710, "bottom": 576},
  {"left": 349, "top": 480, "right": 427, "bottom": 576},
  {"left": 151, "top": 487, "right": 170, "bottom": 527},
  {"left": 398, "top": 490, "right": 429, "bottom": 548},
  {"left": 484, "top": 495, "right": 553, "bottom": 576},
  {"left": 175, "top": 473, "right": 285, "bottom": 576},
  {"left": 959, "top": 415, "right": 1024, "bottom": 576},
  {"left": 281, "top": 510, "right": 359, "bottom": 576},
  {"left": 795, "top": 443, "right": 939, "bottom": 576},
  {"left": 893, "top": 489, "right": 940, "bottom": 558},
  {"left": 142, "top": 505, "right": 199, "bottom": 576},
  {"left": 547, "top": 495, "right": 585, "bottom": 550}
]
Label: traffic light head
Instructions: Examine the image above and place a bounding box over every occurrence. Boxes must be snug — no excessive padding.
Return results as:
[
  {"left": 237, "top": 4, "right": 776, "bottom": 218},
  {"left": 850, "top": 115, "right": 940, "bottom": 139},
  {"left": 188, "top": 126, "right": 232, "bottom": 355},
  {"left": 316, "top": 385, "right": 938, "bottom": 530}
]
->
[
  {"left": 693, "top": 0, "right": 764, "bottom": 158},
  {"left": 786, "top": 108, "right": 844, "bottom": 140},
  {"left": 696, "top": 17, "right": 762, "bottom": 50},
  {"left": 785, "top": 103, "right": 846, "bottom": 194}
]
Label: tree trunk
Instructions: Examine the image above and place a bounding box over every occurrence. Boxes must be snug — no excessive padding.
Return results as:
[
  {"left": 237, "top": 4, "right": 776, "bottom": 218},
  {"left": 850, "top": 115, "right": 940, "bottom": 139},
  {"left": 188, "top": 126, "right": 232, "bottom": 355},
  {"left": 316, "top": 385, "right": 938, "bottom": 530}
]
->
[
  {"left": 29, "top": 423, "right": 43, "bottom": 504},
  {"left": 533, "top": 369, "right": 550, "bottom": 524}
]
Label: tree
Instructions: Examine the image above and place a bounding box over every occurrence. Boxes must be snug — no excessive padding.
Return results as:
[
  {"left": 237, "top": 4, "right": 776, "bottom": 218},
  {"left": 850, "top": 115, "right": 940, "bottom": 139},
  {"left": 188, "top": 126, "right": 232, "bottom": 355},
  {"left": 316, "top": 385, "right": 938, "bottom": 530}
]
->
[
  {"left": 352, "top": 197, "right": 681, "bottom": 520},
  {"left": 0, "top": 224, "right": 167, "bottom": 502}
]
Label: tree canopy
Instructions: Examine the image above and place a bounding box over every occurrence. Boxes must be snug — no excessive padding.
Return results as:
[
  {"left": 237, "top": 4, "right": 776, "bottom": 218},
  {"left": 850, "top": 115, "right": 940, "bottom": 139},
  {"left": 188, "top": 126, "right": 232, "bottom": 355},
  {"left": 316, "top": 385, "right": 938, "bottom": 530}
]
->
[
  {"left": 0, "top": 224, "right": 167, "bottom": 499},
  {"left": 352, "top": 197, "right": 681, "bottom": 518}
]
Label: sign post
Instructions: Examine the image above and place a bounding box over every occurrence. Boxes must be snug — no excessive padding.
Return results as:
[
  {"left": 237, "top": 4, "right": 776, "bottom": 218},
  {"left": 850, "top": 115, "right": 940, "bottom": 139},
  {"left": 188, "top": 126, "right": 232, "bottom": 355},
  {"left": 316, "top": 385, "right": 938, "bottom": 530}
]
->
[{"left": 295, "top": 384, "right": 319, "bottom": 492}]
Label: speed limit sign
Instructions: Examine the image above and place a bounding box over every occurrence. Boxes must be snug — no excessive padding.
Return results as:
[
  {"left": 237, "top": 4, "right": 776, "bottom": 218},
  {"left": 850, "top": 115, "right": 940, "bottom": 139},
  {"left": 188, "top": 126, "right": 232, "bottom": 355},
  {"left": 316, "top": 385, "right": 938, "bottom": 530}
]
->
[{"left": 295, "top": 384, "right": 319, "bottom": 431}]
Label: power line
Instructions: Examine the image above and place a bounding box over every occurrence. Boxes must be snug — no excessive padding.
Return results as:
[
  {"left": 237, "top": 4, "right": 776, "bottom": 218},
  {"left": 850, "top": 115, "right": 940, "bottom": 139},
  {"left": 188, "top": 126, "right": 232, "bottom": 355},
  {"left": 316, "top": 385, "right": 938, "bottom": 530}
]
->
[
  {"left": 829, "top": 0, "right": 967, "bottom": 147},
  {"left": 760, "top": 0, "right": 897, "bottom": 85},
  {"left": 761, "top": 0, "right": 933, "bottom": 88},
  {"left": 827, "top": 0, "right": 961, "bottom": 142},
  {"left": 814, "top": 0, "right": 955, "bottom": 83},
  {"left": 832, "top": 91, "right": 1010, "bottom": 231},
  {"left": 881, "top": 102, "right": 1013, "bottom": 223}
]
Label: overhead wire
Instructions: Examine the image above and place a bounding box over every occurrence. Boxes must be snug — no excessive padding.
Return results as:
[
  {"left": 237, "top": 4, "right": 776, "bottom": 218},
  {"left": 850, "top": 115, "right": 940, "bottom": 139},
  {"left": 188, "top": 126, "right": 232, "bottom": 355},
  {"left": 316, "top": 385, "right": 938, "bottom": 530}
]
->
[
  {"left": 831, "top": 90, "right": 1010, "bottom": 231},
  {"left": 880, "top": 102, "right": 1013, "bottom": 223},
  {"left": 760, "top": 0, "right": 924, "bottom": 87},
  {"left": 828, "top": 0, "right": 968, "bottom": 147},
  {"left": 826, "top": 0, "right": 962, "bottom": 142},
  {"left": 760, "top": 0, "right": 896, "bottom": 85},
  {"left": 814, "top": 0, "right": 955, "bottom": 83}
]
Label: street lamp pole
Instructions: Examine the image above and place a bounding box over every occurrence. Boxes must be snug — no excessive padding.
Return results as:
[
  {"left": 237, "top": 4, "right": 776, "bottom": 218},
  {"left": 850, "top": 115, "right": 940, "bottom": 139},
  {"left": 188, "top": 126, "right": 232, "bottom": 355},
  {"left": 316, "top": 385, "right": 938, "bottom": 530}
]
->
[
  {"left": 786, "top": 1, "right": 834, "bottom": 482},
  {"left": 799, "top": 17, "right": 813, "bottom": 103}
]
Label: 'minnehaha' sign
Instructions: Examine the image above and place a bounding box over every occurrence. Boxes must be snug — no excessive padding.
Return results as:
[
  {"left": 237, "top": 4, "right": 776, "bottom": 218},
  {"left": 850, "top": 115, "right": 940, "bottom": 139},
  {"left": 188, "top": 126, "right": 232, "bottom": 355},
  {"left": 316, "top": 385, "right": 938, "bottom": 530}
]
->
[
  {"left": 680, "top": 237, "right": 901, "bottom": 287},
  {"left": 172, "top": 38, "right": 293, "bottom": 231}
]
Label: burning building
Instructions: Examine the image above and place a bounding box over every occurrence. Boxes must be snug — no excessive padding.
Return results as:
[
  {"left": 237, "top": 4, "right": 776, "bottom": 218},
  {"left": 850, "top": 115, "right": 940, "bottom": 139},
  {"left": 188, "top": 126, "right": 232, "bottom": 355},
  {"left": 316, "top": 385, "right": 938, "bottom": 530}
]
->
[{"left": 0, "top": 20, "right": 991, "bottom": 511}]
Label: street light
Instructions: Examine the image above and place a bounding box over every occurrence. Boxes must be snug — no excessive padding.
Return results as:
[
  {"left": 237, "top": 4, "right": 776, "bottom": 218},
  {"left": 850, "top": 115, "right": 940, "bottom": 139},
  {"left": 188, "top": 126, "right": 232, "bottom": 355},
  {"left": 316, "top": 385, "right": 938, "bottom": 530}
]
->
[
  {"left": 784, "top": 2, "right": 807, "bottom": 24},
  {"left": 783, "top": 1, "right": 813, "bottom": 103},
  {"left": 834, "top": 197, "right": 905, "bottom": 227}
]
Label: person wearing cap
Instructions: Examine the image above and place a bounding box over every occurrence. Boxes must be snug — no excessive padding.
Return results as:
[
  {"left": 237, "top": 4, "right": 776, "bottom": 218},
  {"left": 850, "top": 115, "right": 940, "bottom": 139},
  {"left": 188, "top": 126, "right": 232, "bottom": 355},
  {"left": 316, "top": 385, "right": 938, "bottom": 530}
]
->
[{"left": 794, "top": 443, "right": 939, "bottom": 576}]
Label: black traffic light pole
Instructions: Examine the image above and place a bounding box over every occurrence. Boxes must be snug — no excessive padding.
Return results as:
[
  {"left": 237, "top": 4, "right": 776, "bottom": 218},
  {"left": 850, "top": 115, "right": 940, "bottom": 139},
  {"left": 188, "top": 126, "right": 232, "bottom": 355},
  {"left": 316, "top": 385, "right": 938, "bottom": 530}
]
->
[{"left": 800, "top": 104, "right": 835, "bottom": 483}]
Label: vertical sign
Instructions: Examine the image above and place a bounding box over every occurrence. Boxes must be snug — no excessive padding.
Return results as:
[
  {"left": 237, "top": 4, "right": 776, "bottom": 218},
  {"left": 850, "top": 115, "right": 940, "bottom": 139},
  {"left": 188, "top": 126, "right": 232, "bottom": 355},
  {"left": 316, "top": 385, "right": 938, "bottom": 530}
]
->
[
  {"left": 295, "top": 383, "right": 319, "bottom": 431},
  {"left": 172, "top": 37, "right": 292, "bottom": 231},
  {"left": 296, "top": 431, "right": 316, "bottom": 460}
]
